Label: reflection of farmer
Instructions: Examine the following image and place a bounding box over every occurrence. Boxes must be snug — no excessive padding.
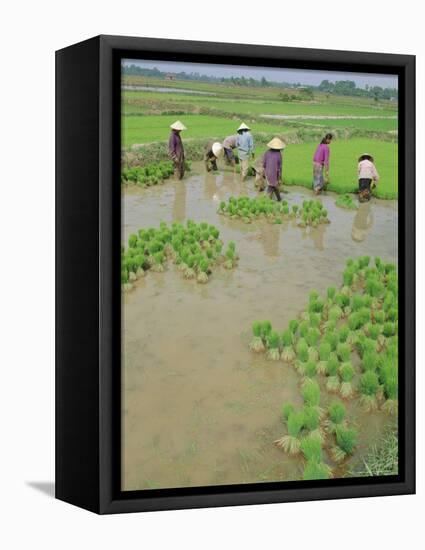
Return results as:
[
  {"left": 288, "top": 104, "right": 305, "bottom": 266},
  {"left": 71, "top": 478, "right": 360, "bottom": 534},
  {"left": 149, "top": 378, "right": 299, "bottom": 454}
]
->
[
  {"left": 172, "top": 180, "right": 187, "bottom": 222},
  {"left": 263, "top": 137, "right": 286, "bottom": 201},
  {"left": 312, "top": 133, "right": 333, "bottom": 194},
  {"left": 168, "top": 120, "right": 186, "bottom": 180},
  {"left": 223, "top": 135, "right": 238, "bottom": 166},
  {"left": 352, "top": 202, "right": 374, "bottom": 242},
  {"left": 236, "top": 123, "right": 254, "bottom": 180},
  {"left": 358, "top": 153, "right": 379, "bottom": 202},
  {"left": 204, "top": 141, "right": 224, "bottom": 172}
]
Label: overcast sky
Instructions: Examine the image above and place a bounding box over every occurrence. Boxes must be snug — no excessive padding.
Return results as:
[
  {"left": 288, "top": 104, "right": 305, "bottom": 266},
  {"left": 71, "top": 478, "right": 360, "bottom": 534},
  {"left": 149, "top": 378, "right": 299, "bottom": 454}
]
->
[{"left": 123, "top": 59, "right": 398, "bottom": 89}]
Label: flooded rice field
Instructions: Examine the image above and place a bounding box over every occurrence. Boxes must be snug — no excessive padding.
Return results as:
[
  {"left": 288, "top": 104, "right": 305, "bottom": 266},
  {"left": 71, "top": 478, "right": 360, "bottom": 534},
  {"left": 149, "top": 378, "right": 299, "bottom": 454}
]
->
[{"left": 121, "top": 163, "right": 398, "bottom": 491}]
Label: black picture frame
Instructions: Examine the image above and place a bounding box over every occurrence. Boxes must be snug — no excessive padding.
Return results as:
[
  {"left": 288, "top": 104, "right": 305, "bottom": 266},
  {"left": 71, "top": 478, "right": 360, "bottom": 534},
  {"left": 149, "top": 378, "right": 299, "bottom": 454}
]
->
[{"left": 56, "top": 34, "right": 415, "bottom": 514}]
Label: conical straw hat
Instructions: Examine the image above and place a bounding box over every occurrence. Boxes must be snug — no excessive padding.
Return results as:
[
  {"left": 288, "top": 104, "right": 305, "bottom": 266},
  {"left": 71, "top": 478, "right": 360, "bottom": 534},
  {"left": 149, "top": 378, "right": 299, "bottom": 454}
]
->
[
  {"left": 170, "top": 120, "right": 187, "bottom": 131},
  {"left": 267, "top": 137, "right": 286, "bottom": 149},
  {"left": 212, "top": 142, "right": 224, "bottom": 157},
  {"left": 237, "top": 122, "right": 251, "bottom": 131}
]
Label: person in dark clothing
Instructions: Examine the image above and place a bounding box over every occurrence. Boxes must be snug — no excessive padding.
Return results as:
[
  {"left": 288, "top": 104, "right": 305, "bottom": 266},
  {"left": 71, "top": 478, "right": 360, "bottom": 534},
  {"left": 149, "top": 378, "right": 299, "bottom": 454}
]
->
[
  {"left": 168, "top": 120, "right": 187, "bottom": 180},
  {"left": 358, "top": 153, "right": 380, "bottom": 202},
  {"left": 204, "top": 141, "right": 224, "bottom": 172},
  {"left": 262, "top": 137, "right": 286, "bottom": 201}
]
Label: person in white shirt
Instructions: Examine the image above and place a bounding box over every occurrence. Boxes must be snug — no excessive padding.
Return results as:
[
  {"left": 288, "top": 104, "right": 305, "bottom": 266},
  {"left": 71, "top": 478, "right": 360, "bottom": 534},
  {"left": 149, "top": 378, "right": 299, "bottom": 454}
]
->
[{"left": 358, "top": 153, "right": 379, "bottom": 202}]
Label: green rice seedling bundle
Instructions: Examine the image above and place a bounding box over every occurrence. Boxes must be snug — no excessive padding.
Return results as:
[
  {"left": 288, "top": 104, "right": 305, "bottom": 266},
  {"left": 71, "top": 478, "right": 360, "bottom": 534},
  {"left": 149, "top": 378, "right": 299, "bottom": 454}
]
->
[
  {"left": 301, "top": 360, "right": 318, "bottom": 387},
  {"left": 361, "top": 351, "right": 379, "bottom": 372},
  {"left": 339, "top": 362, "right": 355, "bottom": 398},
  {"left": 306, "top": 327, "right": 320, "bottom": 361},
  {"left": 302, "top": 460, "right": 332, "bottom": 480},
  {"left": 325, "top": 356, "right": 340, "bottom": 393},
  {"left": 331, "top": 425, "right": 358, "bottom": 463},
  {"left": 317, "top": 341, "right": 331, "bottom": 374},
  {"left": 289, "top": 319, "right": 299, "bottom": 336},
  {"left": 325, "top": 401, "right": 346, "bottom": 434},
  {"left": 301, "top": 379, "right": 323, "bottom": 418},
  {"left": 302, "top": 406, "right": 325, "bottom": 443},
  {"left": 295, "top": 338, "right": 309, "bottom": 371},
  {"left": 297, "top": 199, "right": 330, "bottom": 227},
  {"left": 261, "top": 320, "right": 272, "bottom": 342},
  {"left": 281, "top": 403, "right": 295, "bottom": 423},
  {"left": 122, "top": 220, "right": 234, "bottom": 290},
  {"left": 359, "top": 370, "right": 380, "bottom": 411},
  {"left": 274, "top": 410, "right": 305, "bottom": 454},
  {"left": 335, "top": 194, "right": 358, "bottom": 210},
  {"left": 121, "top": 160, "right": 179, "bottom": 187},
  {"left": 281, "top": 329, "right": 296, "bottom": 362},
  {"left": 337, "top": 342, "right": 351, "bottom": 363},
  {"left": 381, "top": 373, "right": 398, "bottom": 415},
  {"left": 249, "top": 321, "right": 266, "bottom": 353},
  {"left": 300, "top": 433, "right": 323, "bottom": 463},
  {"left": 324, "top": 330, "right": 339, "bottom": 352},
  {"left": 266, "top": 331, "right": 281, "bottom": 361}
]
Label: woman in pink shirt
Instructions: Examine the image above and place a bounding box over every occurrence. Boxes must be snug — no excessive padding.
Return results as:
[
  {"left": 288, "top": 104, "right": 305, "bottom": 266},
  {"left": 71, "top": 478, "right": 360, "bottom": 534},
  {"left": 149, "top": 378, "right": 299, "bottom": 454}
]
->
[
  {"left": 358, "top": 153, "right": 379, "bottom": 202},
  {"left": 312, "top": 133, "right": 333, "bottom": 194}
]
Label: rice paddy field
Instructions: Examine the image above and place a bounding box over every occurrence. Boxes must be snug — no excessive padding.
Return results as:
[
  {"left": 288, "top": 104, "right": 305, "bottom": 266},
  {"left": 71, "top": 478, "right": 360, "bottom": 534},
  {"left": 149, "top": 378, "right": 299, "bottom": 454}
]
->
[{"left": 121, "top": 74, "right": 399, "bottom": 490}]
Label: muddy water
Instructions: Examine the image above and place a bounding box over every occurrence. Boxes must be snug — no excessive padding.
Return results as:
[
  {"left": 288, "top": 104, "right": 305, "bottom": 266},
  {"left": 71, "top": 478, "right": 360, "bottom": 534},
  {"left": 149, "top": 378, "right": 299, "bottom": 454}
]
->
[{"left": 122, "top": 163, "right": 398, "bottom": 490}]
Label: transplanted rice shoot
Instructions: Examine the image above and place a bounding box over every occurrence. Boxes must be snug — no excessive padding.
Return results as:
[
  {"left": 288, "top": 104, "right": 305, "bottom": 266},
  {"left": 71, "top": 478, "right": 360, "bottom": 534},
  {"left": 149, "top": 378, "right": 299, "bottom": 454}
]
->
[
  {"left": 317, "top": 341, "right": 331, "bottom": 374},
  {"left": 303, "top": 460, "right": 332, "bottom": 480},
  {"left": 359, "top": 370, "right": 380, "bottom": 411},
  {"left": 300, "top": 433, "right": 323, "bottom": 462},
  {"left": 337, "top": 343, "right": 351, "bottom": 362},
  {"left": 296, "top": 338, "right": 309, "bottom": 365},
  {"left": 325, "top": 401, "right": 346, "bottom": 434},
  {"left": 266, "top": 331, "right": 281, "bottom": 361},
  {"left": 326, "top": 356, "right": 340, "bottom": 393},
  {"left": 275, "top": 411, "right": 305, "bottom": 454},
  {"left": 331, "top": 425, "right": 359, "bottom": 462},
  {"left": 281, "top": 403, "right": 295, "bottom": 422},
  {"left": 281, "top": 329, "right": 296, "bottom": 362},
  {"left": 302, "top": 379, "right": 321, "bottom": 410},
  {"left": 339, "top": 362, "right": 355, "bottom": 398},
  {"left": 250, "top": 321, "right": 265, "bottom": 353}
]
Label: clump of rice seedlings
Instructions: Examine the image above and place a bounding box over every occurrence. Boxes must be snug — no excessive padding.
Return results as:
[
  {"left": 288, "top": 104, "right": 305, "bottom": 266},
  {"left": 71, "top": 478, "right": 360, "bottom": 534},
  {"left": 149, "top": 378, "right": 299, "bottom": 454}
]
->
[
  {"left": 303, "top": 460, "right": 332, "bottom": 480},
  {"left": 306, "top": 327, "right": 320, "bottom": 360},
  {"left": 382, "top": 375, "right": 398, "bottom": 415},
  {"left": 338, "top": 325, "right": 350, "bottom": 344},
  {"left": 317, "top": 341, "right": 331, "bottom": 374},
  {"left": 299, "top": 320, "right": 310, "bottom": 338},
  {"left": 301, "top": 379, "right": 323, "bottom": 418},
  {"left": 337, "top": 342, "right": 351, "bottom": 363},
  {"left": 335, "top": 194, "right": 358, "bottom": 210},
  {"left": 324, "top": 330, "right": 339, "bottom": 352},
  {"left": 331, "top": 425, "right": 358, "bottom": 462},
  {"left": 326, "top": 356, "right": 340, "bottom": 393},
  {"left": 249, "top": 321, "right": 265, "bottom": 353},
  {"left": 281, "top": 403, "right": 295, "bottom": 422},
  {"left": 261, "top": 320, "right": 272, "bottom": 341},
  {"left": 325, "top": 401, "right": 346, "bottom": 434},
  {"left": 309, "top": 313, "right": 321, "bottom": 329},
  {"left": 274, "top": 411, "right": 305, "bottom": 454},
  {"left": 300, "top": 433, "right": 323, "bottom": 462},
  {"left": 362, "top": 351, "right": 379, "bottom": 372},
  {"left": 383, "top": 321, "right": 397, "bottom": 337},
  {"left": 295, "top": 338, "right": 309, "bottom": 371},
  {"left": 196, "top": 259, "right": 209, "bottom": 284},
  {"left": 327, "top": 286, "right": 336, "bottom": 303},
  {"left": 301, "top": 360, "right": 318, "bottom": 386},
  {"left": 281, "top": 329, "right": 296, "bottom": 362},
  {"left": 302, "top": 406, "right": 325, "bottom": 442},
  {"left": 184, "top": 256, "right": 196, "bottom": 279},
  {"left": 151, "top": 251, "right": 165, "bottom": 272},
  {"left": 223, "top": 247, "right": 236, "bottom": 269},
  {"left": 289, "top": 319, "right": 299, "bottom": 335},
  {"left": 359, "top": 370, "right": 380, "bottom": 411},
  {"left": 266, "top": 331, "right": 281, "bottom": 361},
  {"left": 339, "top": 362, "right": 355, "bottom": 398},
  {"left": 128, "top": 270, "right": 137, "bottom": 282}
]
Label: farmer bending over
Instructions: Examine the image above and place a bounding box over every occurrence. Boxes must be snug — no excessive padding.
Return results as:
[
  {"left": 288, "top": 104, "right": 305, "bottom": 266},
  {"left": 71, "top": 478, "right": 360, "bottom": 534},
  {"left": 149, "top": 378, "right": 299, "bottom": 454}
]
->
[
  {"left": 236, "top": 123, "right": 254, "bottom": 181},
  {"left": 263, "top": 137, "right": 285, "bottom": 201},
  {"left": 204, "top": 141, "right": 224, "bottom": 172},
  {"left": 169, "top": 120, "right": 187, "bottom": 180},
  {"left": 223, "top": 134, "right": 238, "bottom": 166},
  {"left": 312, "top": 133, "right": 333, "bottom": 194},
  {"left": 358, "top": 153, "right": 379, "bottom": 202}
]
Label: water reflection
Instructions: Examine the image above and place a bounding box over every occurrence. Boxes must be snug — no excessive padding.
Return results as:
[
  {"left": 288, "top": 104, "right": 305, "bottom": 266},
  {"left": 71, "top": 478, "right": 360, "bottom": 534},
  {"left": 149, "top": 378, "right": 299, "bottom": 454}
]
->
[
  {"left": 352, "top": 202, "right": 374, "bottom": 243},
  {"left": 259, "top": 222, "right": 281, "bottom": 257},
  {"left": 172, "top": 183, "right": 187, "bottom": 222}
]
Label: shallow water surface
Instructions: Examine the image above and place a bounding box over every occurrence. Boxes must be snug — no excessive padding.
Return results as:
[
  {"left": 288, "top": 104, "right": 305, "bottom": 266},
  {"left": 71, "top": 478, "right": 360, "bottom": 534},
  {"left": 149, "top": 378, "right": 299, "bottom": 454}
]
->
[{"left": 122, "top": 164, "right": 398, "bottom": 490}]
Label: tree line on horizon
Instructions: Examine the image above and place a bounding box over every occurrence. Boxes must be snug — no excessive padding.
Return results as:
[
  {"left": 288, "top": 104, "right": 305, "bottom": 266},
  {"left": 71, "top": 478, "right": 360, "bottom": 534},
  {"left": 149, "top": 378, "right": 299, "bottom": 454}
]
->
[{"left": 122, "top": 64, "right": 398, "bottom": 100}]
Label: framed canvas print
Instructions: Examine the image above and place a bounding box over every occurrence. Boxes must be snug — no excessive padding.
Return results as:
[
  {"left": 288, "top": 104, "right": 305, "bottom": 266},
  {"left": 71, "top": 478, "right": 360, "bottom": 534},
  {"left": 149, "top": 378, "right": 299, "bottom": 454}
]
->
[{"left": 56, "top": 35, "right": 415, "bottom": 514}]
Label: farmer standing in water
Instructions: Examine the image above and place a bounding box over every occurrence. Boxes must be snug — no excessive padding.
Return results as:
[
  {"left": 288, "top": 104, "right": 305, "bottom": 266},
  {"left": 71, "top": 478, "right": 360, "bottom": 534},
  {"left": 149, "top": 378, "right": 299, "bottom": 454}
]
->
[
  {"left": 262, "top": 137, "right": 286, "bottom": 201},
  {"left": 169, "top": 120, "right": 187, "bottom": 180},
  {"left": 312, "top": 133, "right": 333, "bottom": 195},
  {"left": 236, "top": 123, "right": 255, "bottom": 181}
]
